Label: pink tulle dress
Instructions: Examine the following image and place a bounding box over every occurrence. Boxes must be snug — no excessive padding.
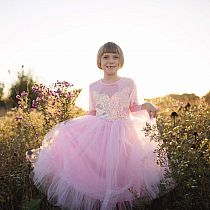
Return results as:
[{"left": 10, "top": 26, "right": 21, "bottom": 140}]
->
[{"left": 27, "top": 77, "right": 168, "bottom": 210}]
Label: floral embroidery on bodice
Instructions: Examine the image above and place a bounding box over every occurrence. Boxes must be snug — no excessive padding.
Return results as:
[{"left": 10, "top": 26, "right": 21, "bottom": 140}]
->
[
  {"left": 89, "top": 77, "right": 141, "bottom": 120},
  {"left": 92, "top": 87, "right": 130, "bottom": 120}
]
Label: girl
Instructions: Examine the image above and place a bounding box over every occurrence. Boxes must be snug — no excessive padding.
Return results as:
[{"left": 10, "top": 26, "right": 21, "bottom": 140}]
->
[{"left": 27, "top": 42, "right": 169, "bottom": 210}]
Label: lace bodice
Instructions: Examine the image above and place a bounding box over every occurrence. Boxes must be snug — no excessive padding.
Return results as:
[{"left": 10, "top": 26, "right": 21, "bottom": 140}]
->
[{"left": 89, "top": 77, "right": 142, "bottom": 120}]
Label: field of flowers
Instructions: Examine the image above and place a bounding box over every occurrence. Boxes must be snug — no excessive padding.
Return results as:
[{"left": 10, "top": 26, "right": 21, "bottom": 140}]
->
[{"left": 0, "top": 81, "right": 209, "bottom": 210}]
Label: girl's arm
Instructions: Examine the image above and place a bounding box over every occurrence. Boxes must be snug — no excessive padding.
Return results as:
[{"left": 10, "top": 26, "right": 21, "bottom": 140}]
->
[
  {"left": 86, "top": 84, "right": 96, "bottom": 116},
  {"left": 129, "top": 80, "right": 158, "bottom": 118},
  {"left": 141, "top": 102, "right": 158, "bottom": 118},
  {"left": 86, "top": 110, "right": 96, "bottom": 115}
]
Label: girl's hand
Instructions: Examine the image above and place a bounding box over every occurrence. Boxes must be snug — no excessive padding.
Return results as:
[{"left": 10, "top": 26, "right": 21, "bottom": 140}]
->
[{"left": 141, "top": 102, "right": 158, "bottom": 118}]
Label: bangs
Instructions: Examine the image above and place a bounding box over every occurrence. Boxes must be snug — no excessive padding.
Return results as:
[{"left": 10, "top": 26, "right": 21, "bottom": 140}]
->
[{"left": 101, "top": 42, "right": 120, "bottom": 54}]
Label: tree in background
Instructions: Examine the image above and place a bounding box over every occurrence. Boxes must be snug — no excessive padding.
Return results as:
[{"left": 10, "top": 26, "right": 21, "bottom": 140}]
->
[
  {"left": 167, "top": 93, "right": 200, "bottom": 103},
  {"left": 203, "top": 91, "right": 210, "bottom": 105},
  {"left": 0, "top": 82, "right": 4, "bottom": 100},
  {"left": 0, "top": 82, "right": 6, "bottom": 116},
  {"left": 6, "top": 66, "right": 38, "bottom": 109}
]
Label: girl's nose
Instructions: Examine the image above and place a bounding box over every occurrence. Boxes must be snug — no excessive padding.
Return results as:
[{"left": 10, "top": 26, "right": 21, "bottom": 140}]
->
[{"left": 108, "top": 58, "right": 114, "bottom": 63}]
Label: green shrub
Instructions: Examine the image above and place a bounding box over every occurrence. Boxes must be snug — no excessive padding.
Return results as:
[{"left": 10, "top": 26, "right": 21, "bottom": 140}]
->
[
  {"left": 0, "top": 81, "right": 85, "bottom": 210},
  {"left": 142, "top": 99, "right": 210, "bottom": 210}
]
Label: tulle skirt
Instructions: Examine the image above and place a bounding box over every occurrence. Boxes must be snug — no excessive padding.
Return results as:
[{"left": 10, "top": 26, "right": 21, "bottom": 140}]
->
[{"left": 27, "top": 111, "right": 169, "bottom": 210}]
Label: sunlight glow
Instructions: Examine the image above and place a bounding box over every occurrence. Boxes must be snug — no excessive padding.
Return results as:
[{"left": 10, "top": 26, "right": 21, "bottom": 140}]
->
[{"left": 0, "top": 0, "right": 209, "bottom": 110}]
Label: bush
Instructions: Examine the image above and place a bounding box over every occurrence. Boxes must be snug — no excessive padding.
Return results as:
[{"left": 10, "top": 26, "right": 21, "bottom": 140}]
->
[
  {"left": 142, "top": 99, "right": 210, "bottom": 210},
  {"left": 0, "top": 81, "right": 85, "bottom": 210}
]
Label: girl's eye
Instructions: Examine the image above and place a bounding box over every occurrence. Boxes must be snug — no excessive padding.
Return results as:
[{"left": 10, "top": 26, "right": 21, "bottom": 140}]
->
[{"left": 102, "top": 54, "right": 119, "bottom": 59}]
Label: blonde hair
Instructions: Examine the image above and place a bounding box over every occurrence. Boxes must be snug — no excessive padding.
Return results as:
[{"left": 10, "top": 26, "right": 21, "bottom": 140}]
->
[{"left": 97, "top": 42, "right": 124, "bottom": 69}]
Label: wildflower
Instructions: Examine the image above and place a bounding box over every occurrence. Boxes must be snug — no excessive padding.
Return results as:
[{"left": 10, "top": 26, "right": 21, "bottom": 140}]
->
[
  {"left": 16, "top": 95, "right": 20, "bottom": 99},
  {"left": 18, "top": 103, "right": 23, "bottom": 109},
  {"left": 32, "top": 100, "right": 36, "bottom": 108},
  {"left": 16, "top": 115, "right": 23, "bottom": 121},
  {"left": 32, "top": 85, "right": 38, "bottom": 93},
  {"left": 21, "top": 91, "right": 28, "bottom": 97}
]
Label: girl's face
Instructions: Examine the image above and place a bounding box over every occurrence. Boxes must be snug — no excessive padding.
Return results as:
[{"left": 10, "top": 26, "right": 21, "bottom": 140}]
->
[{"left": 100, "top": 53, "right": 120, "bottom": 76}]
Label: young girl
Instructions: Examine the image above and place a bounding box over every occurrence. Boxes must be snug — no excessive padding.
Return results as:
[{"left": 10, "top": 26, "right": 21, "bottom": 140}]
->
[{"left": 27, "top": 42, "right": 169, "bottom": 210}]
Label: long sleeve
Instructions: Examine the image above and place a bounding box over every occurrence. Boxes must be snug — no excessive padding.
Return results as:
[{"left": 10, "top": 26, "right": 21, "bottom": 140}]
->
[
  {"left": 86, "top": 85, "right": 96, "bottom": 115},
  {"left": 129, "top": 80, "right": 155, "bottom": 122},
  {"left": 129, "top": 80, "right": 142, "bottom": 112}
]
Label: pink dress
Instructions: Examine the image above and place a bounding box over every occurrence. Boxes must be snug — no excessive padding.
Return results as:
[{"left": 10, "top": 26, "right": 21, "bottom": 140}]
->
[{"left": 28, "top": 77, "right": 168, "bottom": 210}]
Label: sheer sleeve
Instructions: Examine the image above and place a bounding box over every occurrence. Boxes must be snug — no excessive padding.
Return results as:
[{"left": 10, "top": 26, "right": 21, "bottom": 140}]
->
[
  {"left": 129, "top": 80, "right": 153, "bottom": 121},
  {"left": 86, "top": 85, "right": 96, "bottom": 115},
  {"left": 129, "top": 80, "right": 143, "bottom": 112}
]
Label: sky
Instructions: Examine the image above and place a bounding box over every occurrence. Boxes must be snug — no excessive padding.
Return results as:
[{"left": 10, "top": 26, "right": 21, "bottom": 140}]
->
[{"left": 0, "top": 0, "right": 210, "bottom": 110}]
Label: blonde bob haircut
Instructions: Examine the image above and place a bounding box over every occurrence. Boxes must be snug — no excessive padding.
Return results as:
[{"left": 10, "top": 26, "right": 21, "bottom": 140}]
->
[{"left": 97, "top": 42, "right": 124, "bottom": 69}]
